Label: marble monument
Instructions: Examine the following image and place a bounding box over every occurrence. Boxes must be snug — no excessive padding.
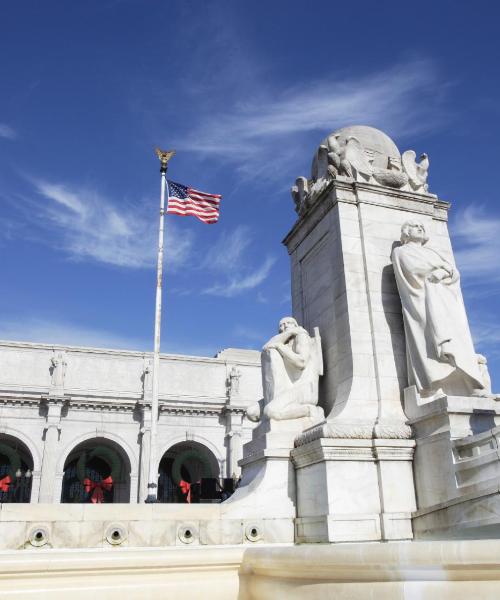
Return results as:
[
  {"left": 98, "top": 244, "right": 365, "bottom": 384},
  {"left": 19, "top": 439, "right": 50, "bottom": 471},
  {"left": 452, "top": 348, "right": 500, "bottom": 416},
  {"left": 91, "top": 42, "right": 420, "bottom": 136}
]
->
[{"left": 0, "top": 123, "right": 499, "bottom": 598}]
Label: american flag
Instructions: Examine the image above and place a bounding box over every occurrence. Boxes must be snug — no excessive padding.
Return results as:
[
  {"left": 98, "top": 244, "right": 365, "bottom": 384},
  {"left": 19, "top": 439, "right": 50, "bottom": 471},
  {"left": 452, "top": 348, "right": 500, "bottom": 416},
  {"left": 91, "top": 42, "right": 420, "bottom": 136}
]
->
[{"left": 166, "top": 180, "right": 221, "bottom": 224}]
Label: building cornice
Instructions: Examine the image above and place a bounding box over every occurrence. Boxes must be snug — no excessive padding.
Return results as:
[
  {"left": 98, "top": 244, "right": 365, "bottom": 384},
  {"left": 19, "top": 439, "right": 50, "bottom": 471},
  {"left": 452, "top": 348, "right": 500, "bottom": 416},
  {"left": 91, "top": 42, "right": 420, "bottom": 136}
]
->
[{"left": 0, "top": 340, "right": 261, "bottom": 366}]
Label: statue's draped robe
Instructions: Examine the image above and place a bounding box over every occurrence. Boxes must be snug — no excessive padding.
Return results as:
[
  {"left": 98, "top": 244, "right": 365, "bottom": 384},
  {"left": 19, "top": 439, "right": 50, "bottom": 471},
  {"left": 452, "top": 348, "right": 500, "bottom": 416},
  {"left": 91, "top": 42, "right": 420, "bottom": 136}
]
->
[
  {"left": 392, "top": 243, "right": 482, "bottom": 394},
  {"left": 262, "top": 328, "right": 319, "bottom": 412}
]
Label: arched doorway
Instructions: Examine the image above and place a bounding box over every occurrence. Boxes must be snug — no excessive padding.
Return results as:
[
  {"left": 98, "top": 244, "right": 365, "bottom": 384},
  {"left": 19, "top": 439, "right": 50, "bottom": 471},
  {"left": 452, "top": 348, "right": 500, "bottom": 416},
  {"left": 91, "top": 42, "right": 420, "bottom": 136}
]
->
[
  {"left": 61, "top": 438, "right": 131, "bottom": 503},
  {"left": 158, "top": 441, "right": 220, "bottom": 503},
  {"left": 0, "top": 435, "right": 34, "bottom": 503}
]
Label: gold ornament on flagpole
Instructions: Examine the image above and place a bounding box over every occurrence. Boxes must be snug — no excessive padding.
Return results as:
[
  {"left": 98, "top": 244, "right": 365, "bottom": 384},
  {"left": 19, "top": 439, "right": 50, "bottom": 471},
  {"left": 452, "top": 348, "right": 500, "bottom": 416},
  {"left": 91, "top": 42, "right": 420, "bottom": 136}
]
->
[{"left": 155, "top": 148, "right": 176, "bottom": 172}]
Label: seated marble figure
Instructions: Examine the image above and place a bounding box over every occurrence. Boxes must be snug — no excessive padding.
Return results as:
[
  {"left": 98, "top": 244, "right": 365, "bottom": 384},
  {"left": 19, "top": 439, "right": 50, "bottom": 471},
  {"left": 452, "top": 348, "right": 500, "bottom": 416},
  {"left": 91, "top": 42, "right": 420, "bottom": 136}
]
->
[
  {"left": 247, "top": 317, "right": 323, "bottom": 422},
  {"left": 392, "top": 221, "right": 487, "bottom": 400}
]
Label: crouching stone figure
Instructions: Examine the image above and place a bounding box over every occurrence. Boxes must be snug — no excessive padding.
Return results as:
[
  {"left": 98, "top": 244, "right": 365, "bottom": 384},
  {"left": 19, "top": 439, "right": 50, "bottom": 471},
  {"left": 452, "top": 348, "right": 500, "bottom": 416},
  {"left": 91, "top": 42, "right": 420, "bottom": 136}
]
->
[{"left": 247, "top": 317, "right": 324, "bottom": 422}]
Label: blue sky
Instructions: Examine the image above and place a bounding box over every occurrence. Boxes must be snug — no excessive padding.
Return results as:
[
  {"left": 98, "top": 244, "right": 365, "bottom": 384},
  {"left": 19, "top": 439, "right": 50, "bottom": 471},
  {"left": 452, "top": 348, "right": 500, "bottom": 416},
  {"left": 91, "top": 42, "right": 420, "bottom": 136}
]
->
[{"left": 1, "top": 1, "right": 499, "bottom": 386}]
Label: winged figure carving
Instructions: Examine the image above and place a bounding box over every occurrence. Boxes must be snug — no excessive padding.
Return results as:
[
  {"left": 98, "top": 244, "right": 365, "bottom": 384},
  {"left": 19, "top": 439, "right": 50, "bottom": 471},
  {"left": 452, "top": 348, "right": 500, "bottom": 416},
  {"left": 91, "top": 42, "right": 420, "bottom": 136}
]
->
[
  {"left": 401, "top": 150, "right": 429, "bottom": 192},
  {"left": 344, "top": 136, "right": 373, "bottom": 182}
]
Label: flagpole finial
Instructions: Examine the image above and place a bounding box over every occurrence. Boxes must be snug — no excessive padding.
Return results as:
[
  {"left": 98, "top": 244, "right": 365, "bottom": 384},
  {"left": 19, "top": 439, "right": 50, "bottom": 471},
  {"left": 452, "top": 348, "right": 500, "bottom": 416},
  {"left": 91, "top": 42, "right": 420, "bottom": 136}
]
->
[{"left": 155, "top": 148, "right": 176, "bottom": 174}]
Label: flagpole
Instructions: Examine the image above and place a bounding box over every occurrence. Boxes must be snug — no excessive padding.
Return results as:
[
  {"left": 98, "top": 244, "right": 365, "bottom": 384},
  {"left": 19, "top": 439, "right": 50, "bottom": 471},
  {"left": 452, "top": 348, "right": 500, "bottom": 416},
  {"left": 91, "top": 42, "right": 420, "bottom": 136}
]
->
[{"left": 145, "top": 147, "right": 175, "bottom": 503}]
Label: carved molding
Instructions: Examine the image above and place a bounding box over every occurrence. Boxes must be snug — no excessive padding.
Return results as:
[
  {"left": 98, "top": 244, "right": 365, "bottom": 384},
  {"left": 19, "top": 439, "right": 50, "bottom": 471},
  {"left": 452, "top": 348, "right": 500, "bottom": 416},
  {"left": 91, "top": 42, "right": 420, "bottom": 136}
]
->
[
  {"left": 160, "top": 406, "right": 222, "bottom": 417},
  {"left": 295, "top": 420, "right": 413, "bottom": 447},
  {"left": 373, "top": 422, "right": 413, "bottom": 440},
  {"left": 0, "top": 392, "right": 231, "bottom": 417},
  {"left": 0, "top": 396, "right": 41, "bottom": 408},
  {"left": 292, "top": 439, "right": 415, "bottom": 469}
]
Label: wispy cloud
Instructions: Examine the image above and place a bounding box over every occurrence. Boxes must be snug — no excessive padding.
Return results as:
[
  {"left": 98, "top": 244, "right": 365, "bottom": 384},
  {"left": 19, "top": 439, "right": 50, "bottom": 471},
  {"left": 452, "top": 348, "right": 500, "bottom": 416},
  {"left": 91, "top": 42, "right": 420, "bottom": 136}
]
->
[
  {"left": 469, "top": 312, "right": 500, "bottom": 364},
  {"left": 232, "top": 325, "right": 265, "bottom": 344},
  {"left": 452, "top": 206, "right": 500, "bottom": 283},
  {"left": 27, "top": 179, "right": 193, "bottom": 269},
  {"left": 0, "top": 123, "right": 17, "bottom": 140},
  {"left": 203, "top": 256, "right": 276, "bottom": 298},
  {"left": 201, "top": 225, "right": 252, "bottom": 272},
  {"left": 173, "top": 59, "right": 444, "bottom": 181}
]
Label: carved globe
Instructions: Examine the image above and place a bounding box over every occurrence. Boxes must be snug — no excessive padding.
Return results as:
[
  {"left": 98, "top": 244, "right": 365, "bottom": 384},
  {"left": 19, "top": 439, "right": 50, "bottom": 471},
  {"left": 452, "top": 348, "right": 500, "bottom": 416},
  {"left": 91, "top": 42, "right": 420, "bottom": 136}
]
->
[{"left": 324, "top": 125, "right": 401, "bottom": 170}]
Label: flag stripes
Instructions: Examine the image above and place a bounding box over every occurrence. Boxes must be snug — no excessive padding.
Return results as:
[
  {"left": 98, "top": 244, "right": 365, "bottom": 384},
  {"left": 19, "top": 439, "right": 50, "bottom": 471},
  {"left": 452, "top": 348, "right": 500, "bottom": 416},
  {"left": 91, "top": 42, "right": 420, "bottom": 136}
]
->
[{"left": 166, "top": 181, "right": 221, "bottom": 224}]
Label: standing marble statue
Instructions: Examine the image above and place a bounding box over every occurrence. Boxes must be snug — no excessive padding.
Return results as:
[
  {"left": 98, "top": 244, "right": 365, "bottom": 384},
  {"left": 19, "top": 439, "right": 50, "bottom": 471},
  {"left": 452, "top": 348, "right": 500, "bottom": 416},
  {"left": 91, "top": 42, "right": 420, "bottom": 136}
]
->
[
  {"left": 392, "top": 221, "right": 484, "bottom": 398},
  {"left": 50, "top": 351, "right": 67, "bottom": 390},
  {"left": 247, "top": 317, "right": 323, "bottom": 421}
]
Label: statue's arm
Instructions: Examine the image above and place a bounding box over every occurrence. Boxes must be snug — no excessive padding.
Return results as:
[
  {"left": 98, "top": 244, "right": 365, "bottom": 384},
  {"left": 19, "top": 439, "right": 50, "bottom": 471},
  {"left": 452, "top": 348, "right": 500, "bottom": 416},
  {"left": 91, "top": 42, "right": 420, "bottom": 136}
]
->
[
  {"left": 275, "top": 332, "right": 310, "bottom": 370},
  {"left": 263, "top": 328, "right": 299, "bottom": 351},
  {"left": 429, "top": 248, "right": 460, "bottom": 284}
]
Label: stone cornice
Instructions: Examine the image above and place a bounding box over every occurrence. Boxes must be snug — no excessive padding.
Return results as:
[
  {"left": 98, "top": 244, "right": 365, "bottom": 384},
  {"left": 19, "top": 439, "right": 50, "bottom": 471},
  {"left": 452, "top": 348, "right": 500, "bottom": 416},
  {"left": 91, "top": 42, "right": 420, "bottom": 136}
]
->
[
  {"left": 68, "top": 399, "right": 137, "bottom": 412},
  {"left": 0, "top": 340, "right": 261, "bottom": 366},
  {"left": 294, "top": 420, "right": 413, "bottom": 447},
  {"left": 282, "top": 180, "right": 450, "bottom": 252},
  {"left": 291, "top": 438, "right": 415, "bottom": 469},
  {"left": 159, "top": 405, "right": 222, "bottom": 417},
  {"left": 0, "top": 394, "right": 41, "bottom": 408},
  {"left": 0, "top": 390, "right": 235, "bottom": 416}
]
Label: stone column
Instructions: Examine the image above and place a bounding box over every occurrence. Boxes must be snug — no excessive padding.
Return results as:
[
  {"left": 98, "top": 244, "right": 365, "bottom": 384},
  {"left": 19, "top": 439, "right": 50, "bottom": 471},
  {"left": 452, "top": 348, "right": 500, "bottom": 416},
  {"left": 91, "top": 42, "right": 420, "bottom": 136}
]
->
[
  {"left": 138, "top": 358, "right": 153, "bottom": 503},
  {"left": 138, "top": 417, "right": 152, "bottom": 503},
  {"left": 29, "top": 470, "right": 42, "bottom": 503},
  {"left": 224, "top": 366, "right": 245, "bottom": 478},
  {"left": 225, "top": 426, "right": 243, "bottom": 478},
  {"left": 129, "top": 472, "right": 139, "bottom": 504},
  {"left": 38, "top": 399, "right": 63, "bottom": 503}
]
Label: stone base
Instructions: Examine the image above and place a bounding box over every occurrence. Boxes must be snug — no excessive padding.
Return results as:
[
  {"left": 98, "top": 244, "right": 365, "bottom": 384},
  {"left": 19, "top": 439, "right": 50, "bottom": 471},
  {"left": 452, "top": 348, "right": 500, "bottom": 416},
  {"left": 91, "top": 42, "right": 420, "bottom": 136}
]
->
[
  {"left": 406, "top": 386, "right": 500, "bottom": 538},
  {"left": 295, "top": 514, "right": 381, "bottom": 543},
  {"left": 0, "top": 503, "right": 293, "bottom": 549},
  {"left": 240, "top": 540, "right": 500, "bottom": 599},
  {"left": 2, "top": 540, "right": 500, "bottom": 599},
  {"left": 413, "top": 483, "right": 500, "bottom": 540},
  {"left": 220, "top": 416, "right": 318, "bottom": 542},
  {"left": 292, "top": 436, "right": 416, "bottom": 543}
]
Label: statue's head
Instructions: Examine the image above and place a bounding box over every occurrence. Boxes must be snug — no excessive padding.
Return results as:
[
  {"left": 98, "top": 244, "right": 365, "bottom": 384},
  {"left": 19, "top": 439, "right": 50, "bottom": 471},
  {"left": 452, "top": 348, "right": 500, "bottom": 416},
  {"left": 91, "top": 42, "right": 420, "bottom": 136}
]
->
[
  {"left": 279, "top": 316, "right": 298, "bottom": 333},
  {"left": 400, "top": 220, "right": 429, "bottom": 245}
]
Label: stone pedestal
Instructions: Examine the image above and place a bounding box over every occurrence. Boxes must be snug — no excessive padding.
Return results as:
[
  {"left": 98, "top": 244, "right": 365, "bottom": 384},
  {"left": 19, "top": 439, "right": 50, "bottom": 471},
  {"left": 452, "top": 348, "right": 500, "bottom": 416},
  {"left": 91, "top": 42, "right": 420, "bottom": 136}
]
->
[
  {"left": 221, "top": 416, "right": 317, "bottom": 542},
  {"left": 405, "top": 386, "right": 500, "bottom": 538},
  {"left": 292, "top": 434, "right": 415, "bottom": 542}
]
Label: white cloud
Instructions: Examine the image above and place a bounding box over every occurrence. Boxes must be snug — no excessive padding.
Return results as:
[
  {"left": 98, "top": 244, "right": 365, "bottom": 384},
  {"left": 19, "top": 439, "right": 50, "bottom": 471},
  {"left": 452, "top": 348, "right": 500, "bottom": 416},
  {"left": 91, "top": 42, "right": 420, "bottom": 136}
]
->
[
  {"left": 452, "top": 206, "right": 500, "bottom": 283},
  {"left": 202, "top": 225, "right": 252, "bottom": 272},
  {"left": 174, "top": 59, "right": 444, "bottom": 180},
  {"left": 30, "top": 179, "right": 193, "bottom": 269},
  {"left": 0, "top": 123, "right": 17, "bottom": 140},
  {"left": 203, "top": 256, "right": 276, "bottom": 298}
]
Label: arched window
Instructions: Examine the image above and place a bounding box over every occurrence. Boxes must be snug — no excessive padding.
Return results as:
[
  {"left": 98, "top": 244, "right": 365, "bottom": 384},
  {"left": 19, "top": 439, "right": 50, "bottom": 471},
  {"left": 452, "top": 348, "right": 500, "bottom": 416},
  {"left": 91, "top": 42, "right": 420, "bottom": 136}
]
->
[
  {"left": 158, "top": 441, "right": 226, "bottom": 504},
  {"left": 0, "top": 435, "right": 33, "bottom": 503},
  {"left": 61, "top": 438, "right": 131, "bottom": 503}
]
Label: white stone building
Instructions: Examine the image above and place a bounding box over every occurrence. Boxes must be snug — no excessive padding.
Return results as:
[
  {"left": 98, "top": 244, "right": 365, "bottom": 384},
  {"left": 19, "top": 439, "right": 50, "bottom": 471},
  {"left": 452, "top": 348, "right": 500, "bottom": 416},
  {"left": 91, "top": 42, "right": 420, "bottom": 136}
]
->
[{"left": 0, "top": 341, "right": 261, "bottom": 504}]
